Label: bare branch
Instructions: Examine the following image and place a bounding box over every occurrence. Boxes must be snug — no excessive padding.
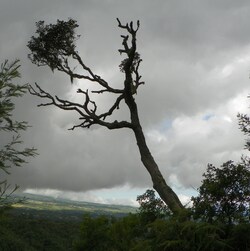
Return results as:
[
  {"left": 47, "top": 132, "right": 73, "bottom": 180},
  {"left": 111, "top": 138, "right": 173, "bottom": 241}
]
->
[
  {"left": 98, "top": 94, "right": 124, "bottom": 121},
  {"left": 133, "top": 58, "right": 145, "bottom": 91},
  {"left": 28, "top": 83, "right": 132, "bottom": 130},
  {"left": 117, "top": 18, "right": 140, "bottom": 34}
]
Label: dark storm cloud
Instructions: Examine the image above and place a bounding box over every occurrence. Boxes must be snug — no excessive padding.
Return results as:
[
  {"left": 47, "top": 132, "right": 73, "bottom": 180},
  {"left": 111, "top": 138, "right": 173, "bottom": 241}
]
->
[{"left": 1, "top": 0, "right": 250, "bottom": 196}]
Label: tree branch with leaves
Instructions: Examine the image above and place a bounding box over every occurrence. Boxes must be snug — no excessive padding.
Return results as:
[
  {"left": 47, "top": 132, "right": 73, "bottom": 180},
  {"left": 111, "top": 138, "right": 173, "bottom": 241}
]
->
[{"left": 0, "top": 59, "right": 37, "bottom": 211}]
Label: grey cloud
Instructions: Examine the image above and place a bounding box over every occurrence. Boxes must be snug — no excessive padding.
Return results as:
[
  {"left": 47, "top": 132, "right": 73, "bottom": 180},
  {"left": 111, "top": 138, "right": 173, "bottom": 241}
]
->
[{"left": 1, "top": 0, "right": 250, "bottom": 196}]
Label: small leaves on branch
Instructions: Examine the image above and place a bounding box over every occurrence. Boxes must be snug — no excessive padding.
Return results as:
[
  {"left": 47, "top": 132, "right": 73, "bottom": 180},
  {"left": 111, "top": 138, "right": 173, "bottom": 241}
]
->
[
  {"left": 0, "top": 59, "right": 37, "bottom": 210},
  {"left": 0, "top": 180, "right": 20, "bottom": 212},
  {"left": 238, "top": 112, "right": 250, "bottom": 150},
  {"left": 0, "top": 60, "right": 28, "bottom": 132},
  {"left": 0, "top": 60, "right": 37, "bottom": 173},
  {"left": 119, "top": 51, "right": 141, "bottom": 73}
]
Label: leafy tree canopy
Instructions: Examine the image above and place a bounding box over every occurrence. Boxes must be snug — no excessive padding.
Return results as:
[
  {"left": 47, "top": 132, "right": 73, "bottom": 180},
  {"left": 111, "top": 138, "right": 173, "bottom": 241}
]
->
[{"left": 192, "top": 158, "right": 250, "bottom": 224}]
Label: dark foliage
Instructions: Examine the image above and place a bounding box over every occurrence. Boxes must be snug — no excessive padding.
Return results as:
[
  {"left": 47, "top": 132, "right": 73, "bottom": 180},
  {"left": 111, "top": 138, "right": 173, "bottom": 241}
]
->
[
  {"left": 74, "top": 211, "right": 250, "bottom": 251},
  {"left": 136, "top": 189, "right": 170, "bottom": 224},
  {"left": 74, "top": 214, "right": 114, "bottom": 251},
  {"left": 119, "top": 51, "right": 141, "bottom": 73},
  {"left": 228, "top": 223, "right": 250, "bottom": 250},
  {"left": 0, "top": 214, "right": 80, "bottom": 251},
  {"left": 27, "top": 19, "right": 79, "bottom": 72},
  {"left": 192, "top": 158, "right": 250, "bottom": 224}
]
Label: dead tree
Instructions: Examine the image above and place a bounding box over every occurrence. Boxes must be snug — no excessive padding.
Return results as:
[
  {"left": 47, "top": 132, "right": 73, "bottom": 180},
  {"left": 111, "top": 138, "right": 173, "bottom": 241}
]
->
[{"left": 27, "top": 18, "right": 184, "bottom": 214}]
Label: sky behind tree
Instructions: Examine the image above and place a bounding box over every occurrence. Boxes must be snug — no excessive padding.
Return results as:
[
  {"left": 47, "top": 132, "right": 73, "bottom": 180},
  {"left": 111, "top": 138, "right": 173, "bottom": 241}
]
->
[{"left": 1, "top": 0, "right": 250, "bottom": 206}]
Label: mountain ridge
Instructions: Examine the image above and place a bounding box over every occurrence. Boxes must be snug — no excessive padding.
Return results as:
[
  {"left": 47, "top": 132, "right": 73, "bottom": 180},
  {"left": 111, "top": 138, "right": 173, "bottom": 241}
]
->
[{"left": 10, "top": 192, "right": 137, "bottom": 221}]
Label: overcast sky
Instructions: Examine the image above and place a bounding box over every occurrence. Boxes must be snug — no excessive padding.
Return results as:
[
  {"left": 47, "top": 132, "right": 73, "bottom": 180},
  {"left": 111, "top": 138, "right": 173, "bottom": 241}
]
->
[{"left": 1, "top": 0, "right": 250, "bottom": 206}]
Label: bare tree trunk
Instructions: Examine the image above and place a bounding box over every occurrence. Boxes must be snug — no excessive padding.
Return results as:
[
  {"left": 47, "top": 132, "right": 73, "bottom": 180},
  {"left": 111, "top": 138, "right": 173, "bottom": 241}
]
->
[
  {"left": 119, "top": 20, "right": 184, "bottom": 213},
  {"left": 133, "top": 125, "right": 184, "bottom": 214},
  {"left": 127, "top": 93, "right": 184, "bottom": 214}
]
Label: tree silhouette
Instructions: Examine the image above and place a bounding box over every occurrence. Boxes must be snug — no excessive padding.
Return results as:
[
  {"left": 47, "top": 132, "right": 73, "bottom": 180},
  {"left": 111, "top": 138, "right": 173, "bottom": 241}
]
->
[{"left": 27, "top": 18, "right": 184, "bottom": 214}]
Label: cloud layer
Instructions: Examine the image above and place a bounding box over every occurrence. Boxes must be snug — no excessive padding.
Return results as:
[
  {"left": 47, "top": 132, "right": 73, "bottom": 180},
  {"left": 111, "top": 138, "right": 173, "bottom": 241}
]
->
[{"left": 1, "top": 0, "right": 250, "bottom": 203}]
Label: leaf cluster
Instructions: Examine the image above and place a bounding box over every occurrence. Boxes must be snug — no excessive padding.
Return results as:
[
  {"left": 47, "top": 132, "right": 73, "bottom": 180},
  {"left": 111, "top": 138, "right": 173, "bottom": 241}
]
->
[
  {"left": 0, "top": 60, "right": 27, "bottom": 133},
  {"left": 136, "top": 189, "right": 170, "bottom": 224},
  {"left": 238, "top": 112, "right": 250, "bottom": 150},
  {"left": 119, "top": 51, "right": 141, "bottom": 73},
  {"left": 27, "top": 19, "right": 79, "bottom": 71},
  {"left": 192, "top": 158, "right": 250, "bottom": 224}
]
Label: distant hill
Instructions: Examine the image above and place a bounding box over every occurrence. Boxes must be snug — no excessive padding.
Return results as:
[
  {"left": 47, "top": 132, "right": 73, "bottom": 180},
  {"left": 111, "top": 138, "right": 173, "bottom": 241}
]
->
[{"left": 10, "top": 193, "right": 137, "bottom": 221}]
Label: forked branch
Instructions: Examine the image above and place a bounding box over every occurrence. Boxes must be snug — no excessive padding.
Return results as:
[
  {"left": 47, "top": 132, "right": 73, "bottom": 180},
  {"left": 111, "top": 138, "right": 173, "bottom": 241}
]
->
[{"left": 28, "top": 83, "right": 132, "bottom": 130}]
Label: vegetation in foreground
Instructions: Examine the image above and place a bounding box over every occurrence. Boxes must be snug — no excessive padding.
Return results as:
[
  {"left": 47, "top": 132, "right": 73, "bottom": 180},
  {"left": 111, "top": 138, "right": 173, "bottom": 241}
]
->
[
  {"left": 0, "top": 182, "right": 249, "bottom": 251},
  {"left": 73, "top": 186, "right": 250, "bottom": 251},
  {"left": 0, "top": 213, "right": 80, "bottom": 251}
]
